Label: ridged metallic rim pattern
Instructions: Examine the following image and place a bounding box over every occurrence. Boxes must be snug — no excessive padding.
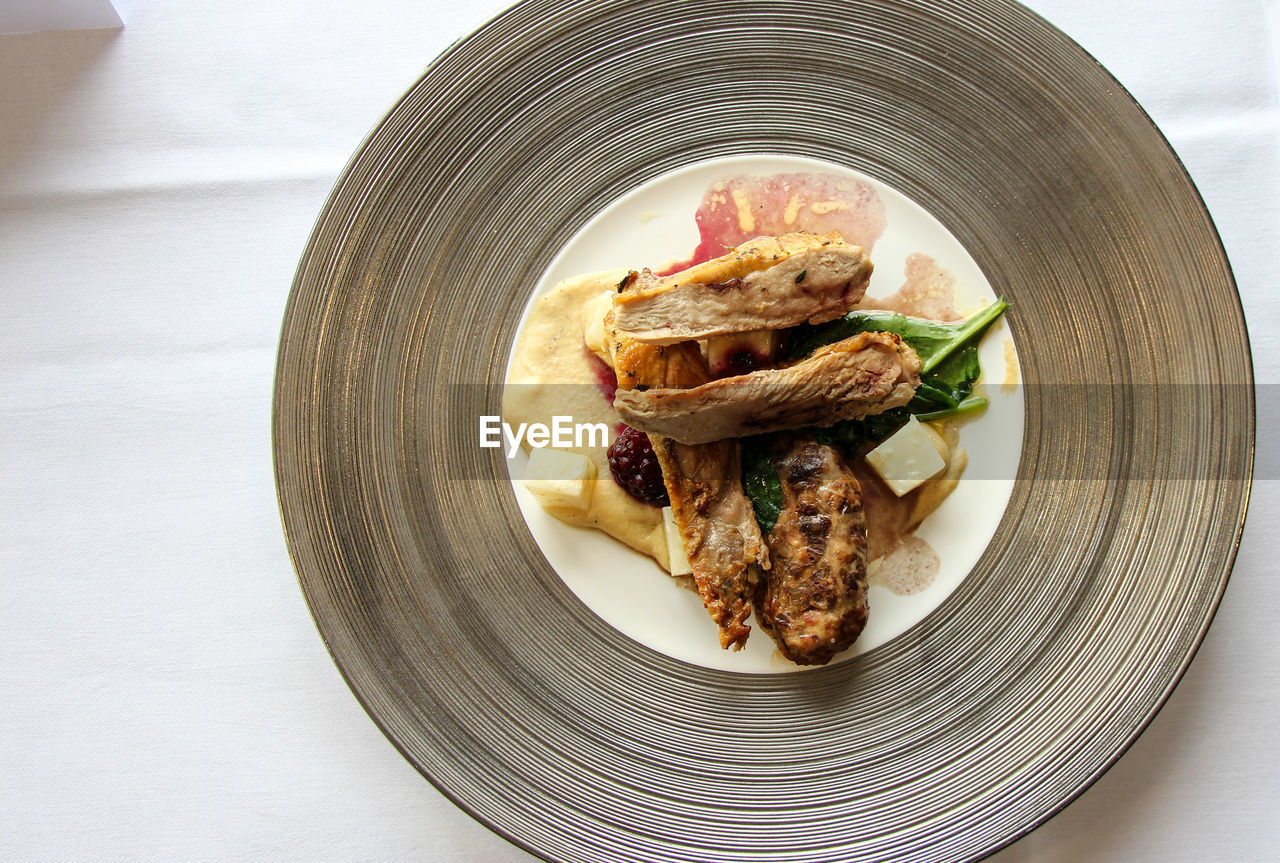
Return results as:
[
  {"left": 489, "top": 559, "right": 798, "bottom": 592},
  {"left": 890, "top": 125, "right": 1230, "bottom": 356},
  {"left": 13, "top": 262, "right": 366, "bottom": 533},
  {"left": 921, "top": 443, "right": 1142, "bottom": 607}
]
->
[{"left": 272, "top": 1, "right": 1254, "bottom": 860}]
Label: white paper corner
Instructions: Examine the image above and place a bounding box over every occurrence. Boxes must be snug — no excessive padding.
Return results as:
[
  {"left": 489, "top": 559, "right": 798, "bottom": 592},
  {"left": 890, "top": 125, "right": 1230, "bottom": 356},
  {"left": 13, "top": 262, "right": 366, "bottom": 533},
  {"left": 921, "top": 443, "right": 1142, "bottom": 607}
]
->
[{"left": 0, "top": 0, "right": 123, "bottom": 36}]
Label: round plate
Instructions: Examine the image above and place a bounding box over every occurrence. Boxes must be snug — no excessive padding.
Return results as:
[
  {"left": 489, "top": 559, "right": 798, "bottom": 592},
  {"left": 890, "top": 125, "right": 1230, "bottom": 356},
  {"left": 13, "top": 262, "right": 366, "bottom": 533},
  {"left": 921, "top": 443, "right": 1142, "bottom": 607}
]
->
[{"left": 273, "top": 1, "right": 1254, "bottom": 861}]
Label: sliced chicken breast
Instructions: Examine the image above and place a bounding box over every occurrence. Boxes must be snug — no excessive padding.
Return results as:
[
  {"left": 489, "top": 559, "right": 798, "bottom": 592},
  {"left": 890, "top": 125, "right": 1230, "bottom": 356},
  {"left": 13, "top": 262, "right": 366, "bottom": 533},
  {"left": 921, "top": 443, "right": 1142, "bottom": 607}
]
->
[
  {"left": 612, "top": 232, "right": 872, "bottom": 344},
  {"left": 614, "top": 331, "right": 921, "bottom": 445}
]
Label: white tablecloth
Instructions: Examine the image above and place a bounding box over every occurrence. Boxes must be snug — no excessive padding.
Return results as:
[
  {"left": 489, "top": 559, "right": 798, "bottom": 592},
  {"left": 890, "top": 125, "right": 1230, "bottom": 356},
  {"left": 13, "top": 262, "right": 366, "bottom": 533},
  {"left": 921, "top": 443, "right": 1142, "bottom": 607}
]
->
[{"left": 3, "top": 1, "right": 1276, "bottom": 859}]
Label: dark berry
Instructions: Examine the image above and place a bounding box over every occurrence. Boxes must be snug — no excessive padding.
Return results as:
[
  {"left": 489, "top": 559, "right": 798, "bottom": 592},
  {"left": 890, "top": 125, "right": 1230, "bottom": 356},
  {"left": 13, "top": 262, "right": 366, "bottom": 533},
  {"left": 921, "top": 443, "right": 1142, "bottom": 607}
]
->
[{"left": 607, "top": 425, "right": 669, "bottom": 507}]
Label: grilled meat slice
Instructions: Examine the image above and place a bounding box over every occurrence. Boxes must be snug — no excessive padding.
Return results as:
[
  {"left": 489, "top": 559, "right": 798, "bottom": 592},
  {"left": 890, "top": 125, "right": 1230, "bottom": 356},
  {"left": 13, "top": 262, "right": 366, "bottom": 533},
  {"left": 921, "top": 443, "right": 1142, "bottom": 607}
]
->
[
  {"left": 651, "top": 434, "right": 766, "bottom": 650},
  {"left": 756, "top": 437, "right": 869, "bottom": 665},
  {"left": 611, "top": 329, "right": 769, "bottom": 650},
  {"left": 614, "top": 331, "right": 921, "bottom": 445},
  {"left": 612, "top": 233, "right": 872, "bottom": 344}
]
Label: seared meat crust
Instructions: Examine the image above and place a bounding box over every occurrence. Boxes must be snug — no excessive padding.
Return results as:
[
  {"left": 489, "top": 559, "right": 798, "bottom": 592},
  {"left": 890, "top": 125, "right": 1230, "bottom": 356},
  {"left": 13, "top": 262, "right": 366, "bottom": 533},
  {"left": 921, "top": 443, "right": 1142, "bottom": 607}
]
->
[
  {"left": 756, "top": 437, "right": 869, "bottom": 665},
  {"left": 614, "top": 331, "right": 921, "bottom": 445},
  {"left": 651, "top": 434, "right": 766, "bottom": 649},
  {"left": 612, "top": 233, "right": 873, "bottom": 344}
]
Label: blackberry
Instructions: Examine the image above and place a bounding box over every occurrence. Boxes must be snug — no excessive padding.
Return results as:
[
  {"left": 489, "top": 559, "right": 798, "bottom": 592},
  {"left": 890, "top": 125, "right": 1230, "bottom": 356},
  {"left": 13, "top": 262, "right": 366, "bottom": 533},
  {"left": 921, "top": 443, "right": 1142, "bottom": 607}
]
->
[{"left": 607, "top": 425, "right": 669, "bottom": 507}]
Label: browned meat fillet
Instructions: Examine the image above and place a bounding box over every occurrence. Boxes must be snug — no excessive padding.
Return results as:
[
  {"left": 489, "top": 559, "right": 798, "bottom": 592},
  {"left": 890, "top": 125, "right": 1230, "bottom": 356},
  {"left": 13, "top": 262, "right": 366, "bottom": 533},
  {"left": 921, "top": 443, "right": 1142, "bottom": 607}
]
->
[
  {"left": 651, "top": 434, "right": 767, "bottom": 649},
  {"left": 614, "top": 331, "right": 921, "bottom": 445},
  {"left": 611, "top": 331, "right": 769, "bottom": 650},
  {"left": 755, "top": 437, "right": 869, "bottom": 665},
  {"left": 612, "top": 233, "right": 872, "bottom": 344}
]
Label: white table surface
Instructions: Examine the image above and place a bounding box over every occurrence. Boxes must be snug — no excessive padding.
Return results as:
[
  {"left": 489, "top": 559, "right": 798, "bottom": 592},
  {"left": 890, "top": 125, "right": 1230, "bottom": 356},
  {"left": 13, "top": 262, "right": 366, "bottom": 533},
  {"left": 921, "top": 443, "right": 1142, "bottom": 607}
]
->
[{"left": 3, "top": 1, "right": 1276, "bottom": 860}]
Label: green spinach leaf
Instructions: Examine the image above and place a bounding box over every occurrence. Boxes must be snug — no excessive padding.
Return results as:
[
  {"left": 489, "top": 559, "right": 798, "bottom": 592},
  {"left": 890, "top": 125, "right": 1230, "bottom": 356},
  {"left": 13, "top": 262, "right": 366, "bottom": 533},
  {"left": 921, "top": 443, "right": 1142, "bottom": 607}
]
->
[{"left": 739, "top": 437, "right": 783, "bottom": 535}]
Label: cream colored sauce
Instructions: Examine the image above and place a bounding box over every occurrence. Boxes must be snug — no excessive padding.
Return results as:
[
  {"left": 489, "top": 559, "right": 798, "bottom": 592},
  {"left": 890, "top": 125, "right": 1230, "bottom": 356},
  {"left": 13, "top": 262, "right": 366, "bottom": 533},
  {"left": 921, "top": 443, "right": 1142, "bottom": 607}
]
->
[
  {"left": 1003, "top": 337, "right": 1020, "bottom": 393},
  {"left": 731, "top": 188, "right": 755, "bottom": 233},
  {"left": 782, "top": 194, "right": 802, "bottom": 226},
  {"left": 810, "top": 200, "right": 850, "bottom": 216},
  {"left": 868, "top": 535, "right": 940, "bottom": 595},
  {"left": 503, "top": 270, "right": 669, "bottom": 569},
  {"left": 860, "top": 252, "right": 960, "bottom": 321}
]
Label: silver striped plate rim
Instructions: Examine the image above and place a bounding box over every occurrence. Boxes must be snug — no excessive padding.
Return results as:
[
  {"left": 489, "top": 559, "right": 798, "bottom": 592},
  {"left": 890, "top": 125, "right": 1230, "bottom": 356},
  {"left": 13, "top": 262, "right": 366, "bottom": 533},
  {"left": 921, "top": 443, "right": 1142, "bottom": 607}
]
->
[{"left": 273, "top": 0, "right": 1255, "bottom": 860}]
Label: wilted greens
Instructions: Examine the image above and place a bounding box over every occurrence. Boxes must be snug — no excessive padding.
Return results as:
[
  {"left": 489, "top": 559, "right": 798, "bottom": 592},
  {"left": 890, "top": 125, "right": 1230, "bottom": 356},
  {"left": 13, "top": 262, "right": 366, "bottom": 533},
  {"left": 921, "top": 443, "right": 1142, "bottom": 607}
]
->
[
  {"left": 742, "top": 299, "right": 1010, "bottom": 533},
  {"left": 739, "top": 437, "right": 783, "bottom": 534},
  {"left": 787, "top": 298, "right": 1010, "bottom": 443}
]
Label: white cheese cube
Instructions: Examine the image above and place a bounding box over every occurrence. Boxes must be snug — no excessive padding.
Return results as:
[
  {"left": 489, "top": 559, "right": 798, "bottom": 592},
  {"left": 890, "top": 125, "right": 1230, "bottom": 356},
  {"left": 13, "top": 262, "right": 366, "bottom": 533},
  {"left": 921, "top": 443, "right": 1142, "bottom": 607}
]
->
[
  {"left": 865, "top": 415, "right": 947, "bottom": 496},
  {"left": 662, "top": 506, "right": 693, "bottom": 576},
  {"left": 523, "top": 448, "right": 597, "bottom": 512}
]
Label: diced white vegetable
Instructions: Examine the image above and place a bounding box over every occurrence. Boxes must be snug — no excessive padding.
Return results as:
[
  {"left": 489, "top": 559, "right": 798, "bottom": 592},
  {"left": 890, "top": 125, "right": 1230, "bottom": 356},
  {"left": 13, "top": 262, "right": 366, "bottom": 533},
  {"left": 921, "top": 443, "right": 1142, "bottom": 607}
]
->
[
  {"left": 523, "top": 448, "right": 597, "bottom": 512},
  {"left": 661, "top": 506, "right": 693, "bottom": 576},
  {"left": 865, "top": 415, "right": 946, "bottom": 496}
]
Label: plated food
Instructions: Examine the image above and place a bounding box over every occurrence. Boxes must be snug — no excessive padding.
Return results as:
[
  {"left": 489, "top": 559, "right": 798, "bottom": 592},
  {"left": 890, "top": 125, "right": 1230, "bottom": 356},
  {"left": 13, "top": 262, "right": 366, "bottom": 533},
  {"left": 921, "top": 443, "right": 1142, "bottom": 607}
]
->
[
  {"left": 506, "top": 169, "right": 1009, "bottom": 666},
  {"left": 279, "top": 2, "right": 1250, "bottom": 855}
]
